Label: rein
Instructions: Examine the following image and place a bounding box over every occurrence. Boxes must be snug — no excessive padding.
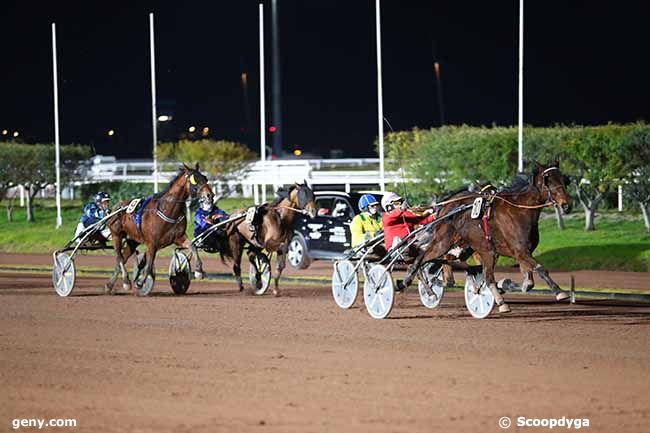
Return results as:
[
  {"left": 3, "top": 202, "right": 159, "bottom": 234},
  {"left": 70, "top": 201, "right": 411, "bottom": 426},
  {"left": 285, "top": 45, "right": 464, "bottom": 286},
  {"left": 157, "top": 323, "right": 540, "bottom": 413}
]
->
[{"left": 275, "top": 205, "right": 309, "bottom": 215}]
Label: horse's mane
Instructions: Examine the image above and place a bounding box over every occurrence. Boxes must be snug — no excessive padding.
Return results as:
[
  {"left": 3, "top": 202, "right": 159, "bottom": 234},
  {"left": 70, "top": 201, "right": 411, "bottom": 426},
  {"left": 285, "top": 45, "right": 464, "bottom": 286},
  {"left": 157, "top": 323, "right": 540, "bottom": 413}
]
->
[
  {"left": 270, "top": 185, "right": 297, "bottom": 206},
  {"left": 438, "top": 186, "right": 472, "bottom": 203},
  {"left": 499, "top": 170, "right": 534, "bottom": 194},
  {"left": 152, "top": 168, "right": 186, "bottom": 199}
]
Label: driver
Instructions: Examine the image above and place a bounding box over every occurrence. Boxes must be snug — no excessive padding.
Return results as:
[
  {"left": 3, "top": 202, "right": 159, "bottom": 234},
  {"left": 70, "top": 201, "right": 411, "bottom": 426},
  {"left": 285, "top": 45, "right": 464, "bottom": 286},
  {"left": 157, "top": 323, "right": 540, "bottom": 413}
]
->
[
  {"left": 75, "top": 191, "right": 112, "bottom": 241},
  {"left": 350, "top": 194, "right": 383, "bottom": 247},
  {"left": 381, "top": 192, "right": 435, "bottom": 251},
  {"left": 194, "top": 195, "right": 229, "bottom": 248}
]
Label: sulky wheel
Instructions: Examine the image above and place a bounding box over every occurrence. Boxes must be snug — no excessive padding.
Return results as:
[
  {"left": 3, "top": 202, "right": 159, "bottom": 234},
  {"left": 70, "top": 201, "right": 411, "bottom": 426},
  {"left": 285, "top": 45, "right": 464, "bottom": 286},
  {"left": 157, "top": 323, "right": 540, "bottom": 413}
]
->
[
  {"left": 464, "top": 271, "right": 495, "bottom": 319},
  {"left": 52, "top": 252, "right": 76, "bottom": 297},
  {"left": 132, "top": 252, "right": 155, "bottom": 296},
  {"left": 363, "top": 264, "right": 394, "bottom": 319},
  {"left": 169, "top": 250, "right": 192, "bottom": 295},
  {"left": 249, "top": 252, "right": 271, "bottom": 295},
  {"left": 332, "top": 260, "right": 358, "bottom": 309},
  {"left": 417, "top": 262, "right": 445, "bottom": 309}
]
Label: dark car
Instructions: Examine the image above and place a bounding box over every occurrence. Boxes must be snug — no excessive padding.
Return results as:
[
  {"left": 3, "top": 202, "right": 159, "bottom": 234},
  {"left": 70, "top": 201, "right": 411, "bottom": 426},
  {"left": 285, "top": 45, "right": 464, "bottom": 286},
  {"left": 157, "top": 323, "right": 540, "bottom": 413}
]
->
[{"left": 287, "top": 191, "right": 384, "bottom": 269}]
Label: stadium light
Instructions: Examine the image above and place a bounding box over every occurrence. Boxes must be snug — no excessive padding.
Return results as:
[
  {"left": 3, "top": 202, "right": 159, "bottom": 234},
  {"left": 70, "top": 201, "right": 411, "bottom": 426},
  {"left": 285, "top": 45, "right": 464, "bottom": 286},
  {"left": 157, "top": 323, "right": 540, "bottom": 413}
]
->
[
  {"left": 107, "top": 129, "right": 115, "bottom": 136},
  {"left": 157, "top": 115, "right": 172, "bottom": 122},
  {"left": 13, "top": 131, "right": 19, "bottom": 137},
  {"left": 188, "top": 126, "right": 196, "bottom": 133}
]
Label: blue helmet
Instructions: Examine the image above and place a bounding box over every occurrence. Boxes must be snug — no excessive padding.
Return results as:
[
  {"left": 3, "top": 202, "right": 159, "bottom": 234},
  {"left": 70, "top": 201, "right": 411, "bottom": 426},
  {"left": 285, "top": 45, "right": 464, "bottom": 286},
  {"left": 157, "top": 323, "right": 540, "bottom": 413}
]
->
[
  {"left": 358, "top": 194, "right": 379, "bottom": 212},
  {"left": 94, "top": 191, "right": 110, "bottom": 204}
]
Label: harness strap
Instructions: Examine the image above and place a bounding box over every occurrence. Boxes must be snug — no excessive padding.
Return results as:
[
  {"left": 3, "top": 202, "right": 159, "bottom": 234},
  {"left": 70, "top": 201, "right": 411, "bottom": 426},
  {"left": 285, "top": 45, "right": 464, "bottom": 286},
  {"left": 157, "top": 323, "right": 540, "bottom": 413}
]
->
[{"left": 155, "top": 208, "right": 185, "bottom": 224}]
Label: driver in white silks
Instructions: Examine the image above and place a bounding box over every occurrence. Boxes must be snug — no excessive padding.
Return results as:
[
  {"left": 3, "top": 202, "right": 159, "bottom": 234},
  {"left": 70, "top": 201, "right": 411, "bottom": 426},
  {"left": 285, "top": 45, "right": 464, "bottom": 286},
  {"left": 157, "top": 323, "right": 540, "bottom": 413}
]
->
[{"left": 74, "top": 191, "right": 112, "bottom": 242}]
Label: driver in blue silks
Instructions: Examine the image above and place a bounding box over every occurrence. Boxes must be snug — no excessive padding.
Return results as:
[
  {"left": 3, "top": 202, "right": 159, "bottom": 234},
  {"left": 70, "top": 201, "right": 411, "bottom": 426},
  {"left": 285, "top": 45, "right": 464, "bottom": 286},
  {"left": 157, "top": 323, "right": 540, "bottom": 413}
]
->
[
  {"left": 194, "top": 196, "right": 229, "bottom": 248},
  {"left": 75, "top": 191, "right": 112, "bottom": 241}
]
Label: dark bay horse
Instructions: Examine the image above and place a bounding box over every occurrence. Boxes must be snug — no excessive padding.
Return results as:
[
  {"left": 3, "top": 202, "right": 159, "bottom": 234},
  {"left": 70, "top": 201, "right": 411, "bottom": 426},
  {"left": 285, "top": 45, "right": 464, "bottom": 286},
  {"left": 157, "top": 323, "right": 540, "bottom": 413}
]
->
[
  {"left": 402, "top": 161, "right": 572, "bottom": 313},
  {"left": 105, "top": 164, "right": 211, "bottom": 295},
  {"left": 220, "top": 183, "right": 317, "bottom": 296}
]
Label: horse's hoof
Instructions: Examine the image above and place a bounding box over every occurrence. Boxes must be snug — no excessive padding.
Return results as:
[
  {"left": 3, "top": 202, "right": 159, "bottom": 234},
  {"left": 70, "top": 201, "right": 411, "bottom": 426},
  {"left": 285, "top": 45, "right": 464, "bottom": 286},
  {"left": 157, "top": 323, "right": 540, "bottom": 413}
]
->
[
  {"left": 498, "top": 303, "right": 511, "bottom": 313},
  {"left": 122, "top": 283, "right": 131, "bottom": 291},
  {"left": 238, "top": 286, "right": 245, "bottom": 292},
  {"left": 273, "top": 289, "right": 281, "bottom": 297},
  {"left": 555, "top": 291, "right": 570, "bottom": 301},
  {"left": 194, "top": 271, "right": 204, "bottom": 280},
  {"left": 104, "top": 284, "right": 114, "bottom": 295}
]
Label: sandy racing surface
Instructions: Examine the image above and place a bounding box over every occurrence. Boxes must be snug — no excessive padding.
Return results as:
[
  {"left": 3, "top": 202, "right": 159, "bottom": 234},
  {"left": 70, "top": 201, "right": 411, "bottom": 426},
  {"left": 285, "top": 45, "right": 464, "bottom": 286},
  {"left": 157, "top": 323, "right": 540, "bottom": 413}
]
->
[{"left": 2, "top": 263, "right": 650, "bottom": 433}]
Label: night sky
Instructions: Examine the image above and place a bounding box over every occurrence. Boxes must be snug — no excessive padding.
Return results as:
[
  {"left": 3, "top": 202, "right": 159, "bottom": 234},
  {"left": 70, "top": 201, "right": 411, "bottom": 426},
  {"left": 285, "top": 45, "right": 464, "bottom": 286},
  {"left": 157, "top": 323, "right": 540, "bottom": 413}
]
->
[{"left": 1, "top": 1, "right": 649, "bottom": 158}]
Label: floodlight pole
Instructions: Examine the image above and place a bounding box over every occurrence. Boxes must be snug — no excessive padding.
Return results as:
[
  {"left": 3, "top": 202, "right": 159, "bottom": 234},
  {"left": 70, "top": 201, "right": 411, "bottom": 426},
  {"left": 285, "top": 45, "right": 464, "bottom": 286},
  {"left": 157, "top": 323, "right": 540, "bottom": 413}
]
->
[
  {"left": 259, "top": 3, "right": 267, "bottom": 203},
  {"left": 52, "top": 23, "right": 62, "bottom": 228},
  {"left": 517, "top": 0, "right": 524, "bottom": 173},
  {"left": 375, "top": 0, "right": 385, "bottom": 191},
  {"left": 149, "top": 13, "right": 159, "bottom": 193}
]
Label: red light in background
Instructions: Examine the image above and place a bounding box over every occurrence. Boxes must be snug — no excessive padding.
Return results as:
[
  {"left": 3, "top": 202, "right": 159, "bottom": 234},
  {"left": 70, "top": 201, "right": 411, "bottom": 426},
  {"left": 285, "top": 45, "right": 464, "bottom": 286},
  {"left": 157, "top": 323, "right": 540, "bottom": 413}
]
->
[{"left": 268, "top": 126, "right": 277, "bottom": 133}]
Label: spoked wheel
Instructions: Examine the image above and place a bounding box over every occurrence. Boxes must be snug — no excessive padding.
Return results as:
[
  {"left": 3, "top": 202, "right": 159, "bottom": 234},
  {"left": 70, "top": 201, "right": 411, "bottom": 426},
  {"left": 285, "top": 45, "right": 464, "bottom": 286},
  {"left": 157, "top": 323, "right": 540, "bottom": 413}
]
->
[
  {"left": 132, "top": 252, "right": 155, "bottom": 296},
  {"left": 249, "top": 252, "right": 271, "bottom": 295},
  {"left": 169, "top": 250, "right": 191, "bottom": 295},
  {"left": 52, "top": 252, "right": 76, "bottom": 297},
  {"left": 332, "top": 260, "right": 358, "bottom": 309},
  {"left": 464, "top": 271, "right": 494, "bottom": 319},
  {"left": 418, "top": 262, "right": 445, "bottom": 309},
  {"left": 363, "top": 264, "right": 394, "bottom": 319}
]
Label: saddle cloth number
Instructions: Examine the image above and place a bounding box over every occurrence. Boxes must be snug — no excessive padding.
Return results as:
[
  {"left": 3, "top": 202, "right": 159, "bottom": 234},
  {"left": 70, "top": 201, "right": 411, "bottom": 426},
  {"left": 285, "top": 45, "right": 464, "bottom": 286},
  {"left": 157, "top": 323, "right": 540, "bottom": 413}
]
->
[
  {"left": 126, "top": 198, "right": 141, "bottom": 214},
  {"left": 471, "top": 197, "right": 483, "bottom": 219},
  {"left": 245, "top": 206, "right": 256, "bottom": 225}
]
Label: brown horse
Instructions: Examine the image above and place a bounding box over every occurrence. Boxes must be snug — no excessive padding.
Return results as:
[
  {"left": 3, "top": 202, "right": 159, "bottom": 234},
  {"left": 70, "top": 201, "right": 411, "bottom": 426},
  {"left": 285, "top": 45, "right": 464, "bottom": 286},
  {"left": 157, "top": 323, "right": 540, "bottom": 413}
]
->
[
  {"left": 220, "top": 183, "right": 317, "bottom": 296},
  {"left": 105, "top": 164, "right": 211, "bottom": 295},
  {"left": 402, "top": 161, "right": 572, "bottom": 313}
]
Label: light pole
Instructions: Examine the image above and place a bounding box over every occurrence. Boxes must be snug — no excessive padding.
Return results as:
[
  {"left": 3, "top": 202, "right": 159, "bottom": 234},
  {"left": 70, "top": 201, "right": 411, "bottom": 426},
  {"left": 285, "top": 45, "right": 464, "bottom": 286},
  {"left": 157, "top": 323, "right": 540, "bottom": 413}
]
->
[
  {"left": 149, "top": 12, "right": 159, "bottom": 193},
  {"left": 517, "top": 0, "right": 524, "bottom": 173},
  {"left": 52, "top": 23, "right": 62, "bottom": 228},
  {"left": 259, "top": 3, "right": 267, "bottom": 203},
  {"left": 375, "top": 0, "right": 385, "bottom": 191}
]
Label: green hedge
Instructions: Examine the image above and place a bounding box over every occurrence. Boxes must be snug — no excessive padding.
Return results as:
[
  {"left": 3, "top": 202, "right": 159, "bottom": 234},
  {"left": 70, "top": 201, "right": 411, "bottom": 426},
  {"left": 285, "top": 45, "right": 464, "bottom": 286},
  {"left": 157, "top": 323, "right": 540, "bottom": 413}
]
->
[{"left": 383, "top": 123, "right": 650, "bottom": 203}]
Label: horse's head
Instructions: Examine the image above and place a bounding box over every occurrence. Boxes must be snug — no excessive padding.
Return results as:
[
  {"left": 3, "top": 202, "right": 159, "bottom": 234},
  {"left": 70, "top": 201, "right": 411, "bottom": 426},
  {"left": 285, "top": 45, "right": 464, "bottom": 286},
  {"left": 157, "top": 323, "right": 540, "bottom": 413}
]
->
[
  {"left": 533, "top": 161, "right": 572, "bottom": 214},
  {"left": 182, "top": 163, "right": 209, "bottom": 200},
  {"left": 289, "top": 181, "right": 317, "bottom": 219}
]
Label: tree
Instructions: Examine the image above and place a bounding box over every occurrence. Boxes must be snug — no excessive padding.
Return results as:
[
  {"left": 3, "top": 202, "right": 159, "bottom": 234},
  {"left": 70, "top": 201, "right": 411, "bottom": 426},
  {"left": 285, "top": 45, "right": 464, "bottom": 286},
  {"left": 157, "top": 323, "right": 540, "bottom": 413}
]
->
[
  {"left": 157, "top": 139, "right": 255, "bottom": 194},
  {"left": 0, "top": 143, "right": 90, "bottom": 222},
  {"left": 562, "top": 124, "right": 643, "bottom": 231}
]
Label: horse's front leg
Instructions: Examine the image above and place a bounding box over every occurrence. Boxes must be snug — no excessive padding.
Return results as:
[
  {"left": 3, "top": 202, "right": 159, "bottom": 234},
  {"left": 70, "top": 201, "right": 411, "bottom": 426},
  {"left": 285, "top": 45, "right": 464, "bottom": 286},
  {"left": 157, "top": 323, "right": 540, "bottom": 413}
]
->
[
  {"left": 105, "top": 233, "right": 124, "bottom": 295},
  {"left": 272, "top": 244, "right": 288, "bottom": 297},
  {"left": 230, "top": 235, "right": 245, "bottom": 292},
  {"left": 134, "top": 245, "right": 156, "bottom": 296},
  {"left": 516, "top": 254, "right": 568, "bottom": 301},
  {"left": 478, "top": 250, "right": 511, "bottom": 313},
  {"left": 119, "top": 239, "right": 138, "bottom": 292}
]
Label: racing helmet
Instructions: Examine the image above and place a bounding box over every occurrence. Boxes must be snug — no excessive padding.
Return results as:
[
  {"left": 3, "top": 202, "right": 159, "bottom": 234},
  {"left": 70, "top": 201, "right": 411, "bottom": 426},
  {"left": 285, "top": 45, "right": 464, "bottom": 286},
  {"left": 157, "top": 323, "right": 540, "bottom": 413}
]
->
[
  {"left": 381, "top": 192, "right": 402, "bottom": 212},
  {"left": 94, "top": 191, "right": 111, "bottom": 204},
  {"left": 199, "top": 196, "right": 213, "bottom": 212},
  {"left": 358, "top": 194, "right": 379, "bottom": 212}
]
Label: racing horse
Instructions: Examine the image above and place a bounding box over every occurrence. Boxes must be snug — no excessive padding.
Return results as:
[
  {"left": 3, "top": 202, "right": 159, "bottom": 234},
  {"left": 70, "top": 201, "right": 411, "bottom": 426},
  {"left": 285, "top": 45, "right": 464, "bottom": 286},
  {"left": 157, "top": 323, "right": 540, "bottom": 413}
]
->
[
  {"left": 402, "top": 161, "right": 572, "bottom": 313},
  {"left": 221, "top": 182, "right": 317, "bottom": 296},
  {"left": 105, "top": 164, "right": 211, "bottom": 295}
]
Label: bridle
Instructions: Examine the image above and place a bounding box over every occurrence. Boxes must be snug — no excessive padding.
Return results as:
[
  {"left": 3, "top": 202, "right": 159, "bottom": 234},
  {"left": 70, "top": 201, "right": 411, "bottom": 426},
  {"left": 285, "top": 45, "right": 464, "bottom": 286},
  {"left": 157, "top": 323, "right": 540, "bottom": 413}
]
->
[{"left": 540, "top": 166, "right": 563, "bottom": 206}]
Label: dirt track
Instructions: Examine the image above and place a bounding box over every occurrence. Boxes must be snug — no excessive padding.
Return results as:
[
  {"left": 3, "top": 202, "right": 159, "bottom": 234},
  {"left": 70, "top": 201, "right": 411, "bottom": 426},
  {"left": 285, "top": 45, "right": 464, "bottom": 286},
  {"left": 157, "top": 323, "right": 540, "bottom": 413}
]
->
[{"left": 1, "top": 269, "right": 650, "bottom": 433}]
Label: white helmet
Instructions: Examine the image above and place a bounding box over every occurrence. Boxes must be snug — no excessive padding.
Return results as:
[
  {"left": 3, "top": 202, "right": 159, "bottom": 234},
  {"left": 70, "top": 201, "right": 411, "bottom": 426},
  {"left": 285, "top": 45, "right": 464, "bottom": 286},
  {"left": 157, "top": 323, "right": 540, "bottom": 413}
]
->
[{"left": 381, "top": 192, "right": 402, "bottom": 211}]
